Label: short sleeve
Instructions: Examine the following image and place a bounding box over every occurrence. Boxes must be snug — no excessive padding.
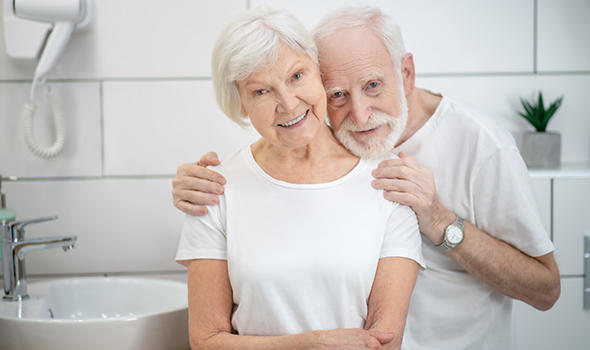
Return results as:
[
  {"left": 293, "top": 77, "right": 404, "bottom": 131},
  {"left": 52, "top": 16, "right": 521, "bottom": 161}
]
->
[
  {"left": 472, "top": 148, "right": 554, "bottom": 257},
  {"left": 381, "top": 204, "right": 426, "bottom": 269},
  {"left": 175, "top": 194, "right": 228, "bottom": 265}
]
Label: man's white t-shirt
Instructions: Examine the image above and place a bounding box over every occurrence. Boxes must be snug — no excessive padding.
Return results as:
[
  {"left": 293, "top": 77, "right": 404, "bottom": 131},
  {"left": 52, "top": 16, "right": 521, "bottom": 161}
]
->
[
  {"left": 176, "top": 147, "right": 425, "bottom": 335},
  {"left": 397, "top": 96, "right": 555, "bottom": 350}
]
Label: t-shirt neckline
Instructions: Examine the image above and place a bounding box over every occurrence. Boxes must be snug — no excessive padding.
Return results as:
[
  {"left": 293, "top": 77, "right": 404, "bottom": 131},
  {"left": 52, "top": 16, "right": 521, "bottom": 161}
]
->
[
  {"left": 244, "top": 145, "right": 367, "bottom": 189},
  {"left": 394, "top": 95, "right": 450, "bottom": 154}
]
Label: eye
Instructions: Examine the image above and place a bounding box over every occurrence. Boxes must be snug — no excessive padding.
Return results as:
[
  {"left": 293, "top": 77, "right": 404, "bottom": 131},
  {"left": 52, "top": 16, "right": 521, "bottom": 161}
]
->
[
  {"left": 328, "top": 90, "right": 347, "bottom": 107},
  {"left": 254, "top": 89, "right": 268, "bottom": 96},
  {"left": 367, "top": 81, "right": 380, "bottom": 89},
  {"left": 292, "top": 71, "right": 303, "bottom": 80}
]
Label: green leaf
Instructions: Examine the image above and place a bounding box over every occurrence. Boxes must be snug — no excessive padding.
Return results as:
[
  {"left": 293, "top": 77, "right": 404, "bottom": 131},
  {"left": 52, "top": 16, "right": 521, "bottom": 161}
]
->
[{"left": 517, "top": 92, "right": 563, "bottom": 132}]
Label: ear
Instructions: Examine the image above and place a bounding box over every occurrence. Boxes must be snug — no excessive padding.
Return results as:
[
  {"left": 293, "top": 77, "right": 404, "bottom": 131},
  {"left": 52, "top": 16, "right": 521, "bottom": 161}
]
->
[{"left": 400, "top": 53, "right": 416, "bottom": 97}]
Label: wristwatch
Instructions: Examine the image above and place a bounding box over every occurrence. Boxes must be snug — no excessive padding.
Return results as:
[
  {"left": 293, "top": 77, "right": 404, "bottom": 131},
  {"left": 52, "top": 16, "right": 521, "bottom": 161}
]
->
[{"left": 437, "top": 214, "right": 464, "bottom": 252}]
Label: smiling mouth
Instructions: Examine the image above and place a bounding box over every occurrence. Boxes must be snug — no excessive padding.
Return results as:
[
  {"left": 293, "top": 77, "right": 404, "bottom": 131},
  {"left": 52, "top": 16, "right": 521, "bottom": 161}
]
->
[
  {"left": 278, "top": 110, "right": 308, "bottom": 127},
  {"left": 353, "top": 126, "right": 381, "bottom": 135}
]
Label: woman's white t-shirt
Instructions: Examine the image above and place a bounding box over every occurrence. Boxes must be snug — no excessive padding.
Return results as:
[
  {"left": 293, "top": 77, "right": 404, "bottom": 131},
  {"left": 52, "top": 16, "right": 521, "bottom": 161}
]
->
[{"left": 176, "top": 146, "right": 424, "bottom": 335}]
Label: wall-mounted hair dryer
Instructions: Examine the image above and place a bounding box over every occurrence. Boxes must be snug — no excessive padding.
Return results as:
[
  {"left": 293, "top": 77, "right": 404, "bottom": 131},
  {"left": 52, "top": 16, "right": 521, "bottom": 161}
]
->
[
  {"left": 14, "top": 0, "right": 87, "bottom": 81},
  {"left": 2, "top": 0, "right": 92, "bottom": 159}
]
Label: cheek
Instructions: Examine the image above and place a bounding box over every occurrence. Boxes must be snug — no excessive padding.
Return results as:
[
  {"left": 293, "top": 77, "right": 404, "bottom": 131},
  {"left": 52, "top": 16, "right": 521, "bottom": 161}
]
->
[
  {"left": 246, "top": 103, "right": 274, "bottom": 132},
  {"left": 310, "top": 82, "right": 327, "bottom": 119},
  {"left": 380, "top": 88, "right": 403, "bottom": 115},
  {"left": 327, "top": 106, "right": 346, "bottom": 129}
]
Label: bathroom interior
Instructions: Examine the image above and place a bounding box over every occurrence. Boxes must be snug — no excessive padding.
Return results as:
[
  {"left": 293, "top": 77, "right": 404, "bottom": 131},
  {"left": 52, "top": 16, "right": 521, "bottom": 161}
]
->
[{"left": 0, "top": 0, "right": 589, "bottom": 349}]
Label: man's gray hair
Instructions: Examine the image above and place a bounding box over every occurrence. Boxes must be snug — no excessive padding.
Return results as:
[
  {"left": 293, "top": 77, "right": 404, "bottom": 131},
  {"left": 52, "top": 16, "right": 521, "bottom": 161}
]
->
[
  {"left": 211, "top": 7, "right": 318, "bottom": 126},
  {"left": 312, "top": 6, "right": 406, "bottom": 69}
]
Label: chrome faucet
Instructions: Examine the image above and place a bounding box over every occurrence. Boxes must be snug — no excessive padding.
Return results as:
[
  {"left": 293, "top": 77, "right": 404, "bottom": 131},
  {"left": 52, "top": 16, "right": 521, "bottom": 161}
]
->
[{"left": 1, "top": 215, "right": 77, "bottom": 301}]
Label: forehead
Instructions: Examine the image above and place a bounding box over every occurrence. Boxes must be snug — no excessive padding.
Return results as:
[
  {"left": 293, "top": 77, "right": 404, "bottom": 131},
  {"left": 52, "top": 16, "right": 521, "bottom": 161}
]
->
[
  {"left": 318, "top": 27, "right": 394, "bottom": 88},
  {"left": 240, "top": 43, "right": 314, "bottom": 86}
]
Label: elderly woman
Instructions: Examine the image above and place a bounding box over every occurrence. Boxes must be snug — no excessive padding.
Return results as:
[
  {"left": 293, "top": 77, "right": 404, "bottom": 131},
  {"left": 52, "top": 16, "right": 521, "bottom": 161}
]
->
[{"left": 175, "top": 7, "right": 424, "bottom": 350}]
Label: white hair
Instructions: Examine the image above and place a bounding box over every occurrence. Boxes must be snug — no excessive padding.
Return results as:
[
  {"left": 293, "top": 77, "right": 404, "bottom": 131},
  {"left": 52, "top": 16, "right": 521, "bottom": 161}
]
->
[
  {"left": 312, "top": 6, "right": 406, "bottom": 69},
  {"left": 211, "top": 7, "right": 318, "bottom": 126}
]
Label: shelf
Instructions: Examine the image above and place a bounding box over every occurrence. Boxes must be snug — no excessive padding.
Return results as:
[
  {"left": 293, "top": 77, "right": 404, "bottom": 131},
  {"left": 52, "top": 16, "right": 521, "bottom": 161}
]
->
[{"left": 528, "top": 162, "right": 590, "bottom": 179}]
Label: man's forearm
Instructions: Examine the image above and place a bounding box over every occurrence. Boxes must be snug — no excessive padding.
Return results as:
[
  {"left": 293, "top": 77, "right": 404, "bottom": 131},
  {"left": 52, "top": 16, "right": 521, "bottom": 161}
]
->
[{"left": 447, "top": 220, "right": 560, "bottom": 310}]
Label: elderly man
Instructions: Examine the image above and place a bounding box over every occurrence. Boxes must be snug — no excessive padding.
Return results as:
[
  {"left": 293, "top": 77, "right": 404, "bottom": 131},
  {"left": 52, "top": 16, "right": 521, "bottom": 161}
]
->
[{"left": 171, "top": 6, "right": 560, "bottom": 350}]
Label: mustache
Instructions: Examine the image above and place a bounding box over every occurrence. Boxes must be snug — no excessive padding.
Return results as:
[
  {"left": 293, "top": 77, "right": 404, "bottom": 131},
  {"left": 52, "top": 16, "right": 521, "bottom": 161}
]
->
[{"left": 339, "top": 111, "right": 394, "bottom": 131}]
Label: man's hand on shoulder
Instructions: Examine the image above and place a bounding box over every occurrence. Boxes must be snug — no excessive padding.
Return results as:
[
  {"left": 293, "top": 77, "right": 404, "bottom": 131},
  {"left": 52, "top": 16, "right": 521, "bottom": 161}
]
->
[
  {"left": 172, "top": 152, "right": 227, "bottom": 216},
  {"left": 371, "top": 152, "right": 453, "bottom": 244}
]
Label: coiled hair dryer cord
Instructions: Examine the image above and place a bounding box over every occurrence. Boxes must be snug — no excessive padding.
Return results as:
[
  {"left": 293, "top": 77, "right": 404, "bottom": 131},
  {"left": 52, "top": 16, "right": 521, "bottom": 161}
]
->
[{"left": 22, "top": 79, "right": 66, "bottom": 159}]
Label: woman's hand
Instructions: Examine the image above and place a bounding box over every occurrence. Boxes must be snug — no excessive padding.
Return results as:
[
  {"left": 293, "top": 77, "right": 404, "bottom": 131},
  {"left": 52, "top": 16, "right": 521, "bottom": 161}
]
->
[
  {"left": 313, "top": 328, "right": 394, "bottom": 349},
  {"left": 172, "top": 151, "right": 227, "bottom": 216}
]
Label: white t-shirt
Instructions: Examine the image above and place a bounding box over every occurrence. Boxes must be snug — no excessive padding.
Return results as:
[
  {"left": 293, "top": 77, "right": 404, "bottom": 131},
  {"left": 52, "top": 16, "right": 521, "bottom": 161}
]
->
[
  {"left": 176, "top": 146, "right": 425, "bottom": 335},
  {"left": 397, "top": 96, "right": 555, "bottom": 350}
]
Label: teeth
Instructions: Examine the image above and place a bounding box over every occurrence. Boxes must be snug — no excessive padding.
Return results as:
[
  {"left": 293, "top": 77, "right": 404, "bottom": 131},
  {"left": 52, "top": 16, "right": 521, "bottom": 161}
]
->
[{"left": 278, "top": 111, "right": 307, "bottom": 127}]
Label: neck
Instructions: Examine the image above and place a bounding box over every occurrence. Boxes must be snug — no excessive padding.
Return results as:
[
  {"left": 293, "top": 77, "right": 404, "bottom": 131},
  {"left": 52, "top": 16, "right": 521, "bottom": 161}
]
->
[
  {"left": 251, "top": 124, "right": 359, "bottom": 184},
  {"left": 395, "top": 88, "right": 442, "bottom": 147}
]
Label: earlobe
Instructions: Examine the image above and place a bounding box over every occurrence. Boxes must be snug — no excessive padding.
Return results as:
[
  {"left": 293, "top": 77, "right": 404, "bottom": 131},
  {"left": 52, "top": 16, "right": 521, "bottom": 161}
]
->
[{"left": 401, "top": 53, "right": 416, "bottom": 95}]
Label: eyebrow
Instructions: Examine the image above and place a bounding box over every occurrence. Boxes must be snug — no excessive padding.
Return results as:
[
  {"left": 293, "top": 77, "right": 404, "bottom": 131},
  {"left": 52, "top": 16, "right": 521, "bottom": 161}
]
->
[
  {"left": 325, "top": 86, "right": 345, "bottom": 95},
  {"left": 360, "top": 73, "right": 385, "bottom": 86},
  {"left": 243, "top": 58, "right": 308, "bottom": 88}
]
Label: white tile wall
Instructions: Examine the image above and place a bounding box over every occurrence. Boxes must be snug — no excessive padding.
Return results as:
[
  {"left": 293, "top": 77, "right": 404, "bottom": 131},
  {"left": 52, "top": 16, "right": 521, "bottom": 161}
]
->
[
  {"left": 252, "top": 0, "right": 534, "bottom": 73},
  {"left": 102, "top": 80, "right": 259, "bottom": 175},
  {"left": 416, "top": 75, "right": 590, "bottom": 163},
  {"left": 0, "top": 82, "right": 102, "bottom": 177},
  {"left": 2, "top": 178, "right": 184, "bottom": 274},
  {"left": 537, "top": 0, "right": 590, "bottom": 72},
  {"left": 0, "top": 0, "right": 248, "bottom": 79},
  {"left": 0, "top": 1, "right": 589, "bottom": 277}
]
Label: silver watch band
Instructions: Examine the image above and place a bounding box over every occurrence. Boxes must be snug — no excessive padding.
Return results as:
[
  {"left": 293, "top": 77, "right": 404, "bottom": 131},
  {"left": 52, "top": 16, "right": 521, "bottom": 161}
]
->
[{"left": 437, "top": 215, "right": 464, "bottom": 252}]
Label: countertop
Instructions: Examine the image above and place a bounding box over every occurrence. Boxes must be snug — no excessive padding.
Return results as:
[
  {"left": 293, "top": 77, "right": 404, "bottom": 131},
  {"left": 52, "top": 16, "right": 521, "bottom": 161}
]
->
[{"left": 528, "top": 162, "right": 590, "bottom": 179}]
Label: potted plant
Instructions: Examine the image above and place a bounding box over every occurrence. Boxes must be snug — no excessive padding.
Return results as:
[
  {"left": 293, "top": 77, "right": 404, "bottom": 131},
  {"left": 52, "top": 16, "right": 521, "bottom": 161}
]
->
[{"left": 518, "top": 92, "right": 564, "bottom": 168}]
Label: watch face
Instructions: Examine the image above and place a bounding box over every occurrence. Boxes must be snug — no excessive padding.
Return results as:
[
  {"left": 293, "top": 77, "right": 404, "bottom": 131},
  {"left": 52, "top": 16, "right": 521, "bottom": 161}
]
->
[{"left": 446, "top": 226, "right": 463, "bottom": 245}]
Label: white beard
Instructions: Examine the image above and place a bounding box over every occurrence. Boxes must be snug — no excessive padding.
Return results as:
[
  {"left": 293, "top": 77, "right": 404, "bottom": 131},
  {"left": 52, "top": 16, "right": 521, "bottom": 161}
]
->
[{"left": 334, "top": 92, "right": 408, "bottom": 159}]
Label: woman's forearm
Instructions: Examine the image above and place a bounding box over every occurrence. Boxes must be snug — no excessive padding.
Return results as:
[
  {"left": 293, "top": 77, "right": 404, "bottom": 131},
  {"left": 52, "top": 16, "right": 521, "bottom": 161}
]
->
[
  {"left": 194, "top": 328, "right": 392, "bottom": 350},
  {"left": 364, "top": 257, "right": 420, "bottom": 350},
  {"left": 194, "top": 330, "right": 318, "bottom": 350}
]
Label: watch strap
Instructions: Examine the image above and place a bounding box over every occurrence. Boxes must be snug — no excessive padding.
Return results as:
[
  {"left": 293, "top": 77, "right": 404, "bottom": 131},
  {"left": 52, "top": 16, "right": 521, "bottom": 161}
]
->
[{"left": 437, "top": 215, "right": 464, "bottom": 252}]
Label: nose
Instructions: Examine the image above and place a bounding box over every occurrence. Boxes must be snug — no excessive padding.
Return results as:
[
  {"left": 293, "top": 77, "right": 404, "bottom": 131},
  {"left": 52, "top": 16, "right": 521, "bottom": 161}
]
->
[
  {"left": 349, "top": 93, "right": 372, "bottom": 126},
  {"left": 276, "top": 86, "right": 299, "bottom": 113}
]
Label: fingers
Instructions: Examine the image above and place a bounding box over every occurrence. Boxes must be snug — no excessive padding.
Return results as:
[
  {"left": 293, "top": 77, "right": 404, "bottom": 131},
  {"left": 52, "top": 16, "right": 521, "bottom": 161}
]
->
[
  {"left": 177, "top": 163, "right": 226, "bottom": 185},
  {"left": 174, "top": 176, "right": 224, "bottom": 195},
  {"left": 174, "top": 200, "right": 209, "bottom": 216},
  {"left": 367, "top": 330, "right": 394, "bottom": 345},
  {"left": 177, "top": 188, "right": 220, "bottom": 206},
  {"left": 377, "top": 153, "right": 418, "bottom": 169},
  {"left": 372, "top": 163, "right": 420, "bottom": 182},
  {"left": 371, "top": 175, "right": 420, "bottom": 191},
  {"left": 199, "top": 151, "right": 221, "bottom": 167},
  {"left": 397, "top": 151, "right": 410, "bottom": 159},
  {"left": 382, "top": 190, "right": 419, "bottom": 207}
]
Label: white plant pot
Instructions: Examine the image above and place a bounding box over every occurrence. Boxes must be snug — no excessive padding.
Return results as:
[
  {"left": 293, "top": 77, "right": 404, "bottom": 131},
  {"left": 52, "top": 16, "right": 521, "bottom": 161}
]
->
[{"left": 521, "top": 131, "right": 561, "bottom": 168}]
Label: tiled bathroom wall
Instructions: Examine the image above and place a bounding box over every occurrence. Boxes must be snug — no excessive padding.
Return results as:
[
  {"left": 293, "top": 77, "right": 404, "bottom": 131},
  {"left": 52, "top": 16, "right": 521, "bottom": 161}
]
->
[{"left": 1, "top": 0, "right": 589, "bottom": 278}]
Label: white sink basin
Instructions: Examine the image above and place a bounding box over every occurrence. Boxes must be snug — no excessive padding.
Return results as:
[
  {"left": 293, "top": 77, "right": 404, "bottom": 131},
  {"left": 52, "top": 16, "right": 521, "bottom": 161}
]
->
[{"left": 0, "top": 277, "right": 189, "bottom": 350}]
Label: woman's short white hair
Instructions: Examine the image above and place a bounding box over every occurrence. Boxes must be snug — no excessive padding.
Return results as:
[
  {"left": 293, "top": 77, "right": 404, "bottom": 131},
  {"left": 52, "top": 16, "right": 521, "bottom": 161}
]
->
[
  {"left": 212, "top": 7, "right": 318, "bottom": 126},
  {"left": 312, "top": 6, "right": 406, "bottom": 70}
]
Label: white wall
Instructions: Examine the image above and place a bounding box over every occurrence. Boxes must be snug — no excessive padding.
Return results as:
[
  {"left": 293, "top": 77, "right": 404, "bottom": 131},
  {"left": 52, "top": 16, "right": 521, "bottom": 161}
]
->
[{"left": 1, "top": 0, "right": 589, "bottom": 277}]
